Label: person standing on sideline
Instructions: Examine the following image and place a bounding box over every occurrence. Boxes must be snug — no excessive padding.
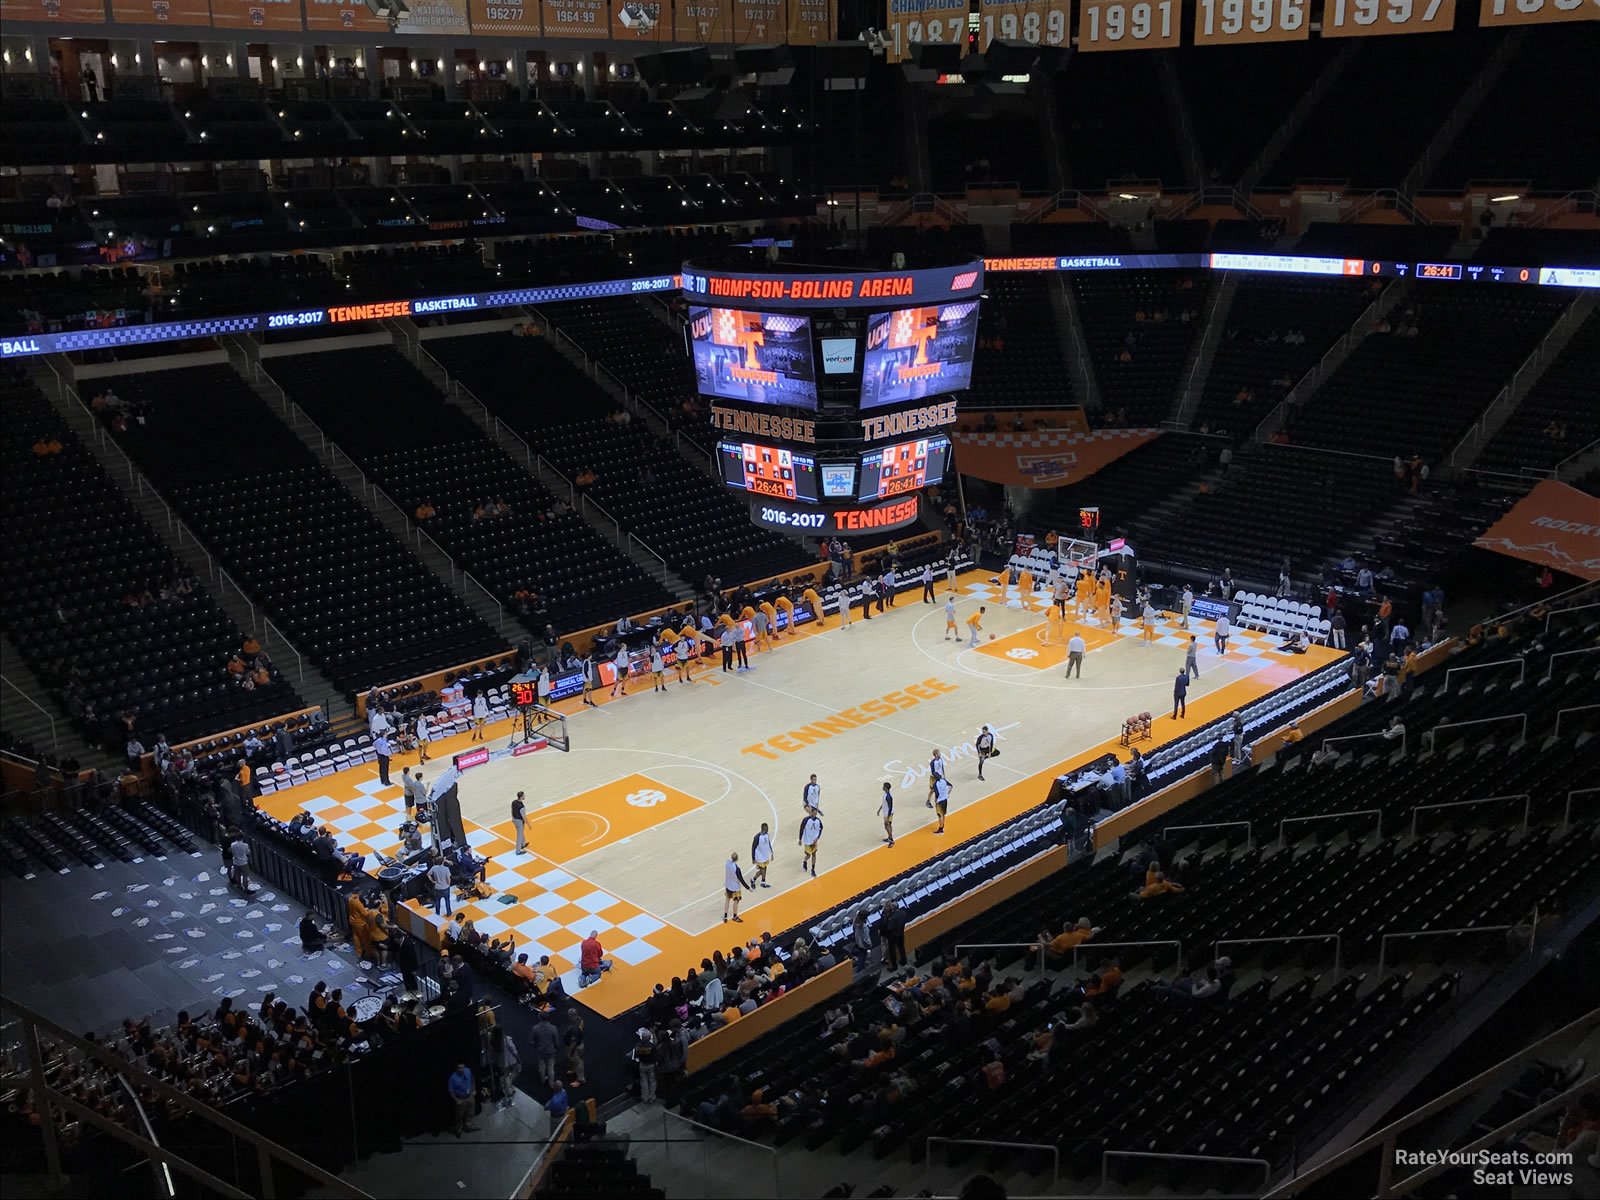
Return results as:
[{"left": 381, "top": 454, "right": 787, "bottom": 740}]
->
[
  {"left": 724, "top": 851, "right": 749, "bottom": 923},
  {"left": 752, "top": 606, "right": 771, "bottom": 651},
  {"left": 802, "top": 773, "right": 822, "bottom": 814},
  {"left": 975, "top": 725, "right": 997, "bottom": 781},
  {"left": 401, "top": 766, "right": 417, "bottom": 815},
  {"left": 528, "top": 1012, "right": 560, "bottom": 1088},
  {"left": 1180, "top": 585, "right": 1194, "bottom": 629},
  {"left": 838, "top": 579, "right": 853, "bottom": 628},
  {"left": 230, "top": 832, "right": 252, "bottom": 891},
  {"left": 932, "top": 775, "right": 952, "bottom": 834},
  {"left": 1142, "top": 600, "right": 1158, "bottom": 642},
  {"left": 1065, "top": 631, "right": 1086, "bottom": 679},
  {"left": 448, "top": 1062, "right": 477, "bottom": 1136},
  {"left": 562, "top": 1008, "right": 586, "bottom": 1084},
  {"left": 880, "top": 899, "right": 907, "bottom": 970},
  {"left": 1214, "top": 612, "right": 1231, "bottom": 656},
  {"left": 859, "top": 577, "right": 874, "bottom": 621},
  {"left": 1173, "top": 668, "right": 1189, "bottom": 719},
  {"left": 883, "top": 564, "right": 898, "bottom": 608},
  {"left": 1185, "top": 634, "right": 1200, "bottom": 679},
  {"left": 799, "top": 808, "right": 824, "bottom": 876},
  {"left": 734, "top": 623, "right": 750, "bottom": 671},
  {"left": 1209, "top": 737, "right": 1229, "bottom": 784},
  {"left": 719, "top": 623, "right": 736, "bottom": 673},
  {"left": 470, "top": 692, "right": 489, "bottom": 741},
  {"left": 927, "top": 749, "right": 946, "bottom": 808},
  {"left": 1331, "top": 609, "right": 1347, "bottom": 650},
  {"left": 634, "top": 1027, "right": 659, "bottom": 1104},
  {"left": 415, "top": 711, "right": 432, "bottom": 764},
  {"left": 921, "top": 563, "right": 936, "bottom": 603},
  {"left": 611, "top": 644, "right": 631, "bottom": 696},
  {"left": 946, "top": 551, "right": 960, "bottom": 594},
  {"left": 537, "top": 664, "right": 553, "bottom": 710},
  {"left": 1230, "top": 713, "right": 1246, "bottom": 760},
  {"left": 429, "top": 854, "right": 453, "bottom": 915},
  {"left": 650, "top": 644, "right": 666, "bottom": 692},
  {"left": 511, "top": 791, "right": 528, "bottom": 855},
  {"left": 374, "top": 732, "right": 393, "bottom": 786},
  {"left": 750, "top": 824, "right": 774, "bottom": 888},
  {"left": 582, "top": 652, "right": 601, "bottom": 706},
  {"left": 879, "top": 781, "right": 895, "bottom": 846},
  {"left": 966, "top": 605, "right": 987, "bottom": 647},
  {"left": 944, "top": 594, "right": 959, "bottom": 640}
]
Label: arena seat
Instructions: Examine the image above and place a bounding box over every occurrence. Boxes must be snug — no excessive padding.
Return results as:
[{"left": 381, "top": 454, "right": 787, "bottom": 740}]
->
[
  {"left": 1072, "top": 270, "right": 1211, "bottom": 427},
  {"left": 1474, "top": 309, "right": 1600, "bottom": 477}
]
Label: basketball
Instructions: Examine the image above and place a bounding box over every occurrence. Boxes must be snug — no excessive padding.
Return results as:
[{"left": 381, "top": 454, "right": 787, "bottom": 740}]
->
[{"left": 988, "top": 634, "right": 996, "bottom": 641}]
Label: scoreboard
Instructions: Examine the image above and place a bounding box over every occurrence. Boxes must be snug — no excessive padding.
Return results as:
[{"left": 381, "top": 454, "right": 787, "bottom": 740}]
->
[{"left": 685, "top": 260, "right": 983, "bottom": 538}]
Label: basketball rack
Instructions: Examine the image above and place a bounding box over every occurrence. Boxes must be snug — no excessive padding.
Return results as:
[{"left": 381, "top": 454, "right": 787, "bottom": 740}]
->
[{"left": 509, "top": 703, "right": 571, "bottom": 753}]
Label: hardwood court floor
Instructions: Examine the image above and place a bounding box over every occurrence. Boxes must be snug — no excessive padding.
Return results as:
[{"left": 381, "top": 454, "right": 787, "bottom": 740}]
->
[{"left": 258, "top": 572, "right": 1339, "bottom": 1017}]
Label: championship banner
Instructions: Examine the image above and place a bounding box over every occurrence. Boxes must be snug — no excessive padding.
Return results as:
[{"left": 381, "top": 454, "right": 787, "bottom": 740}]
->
[
  {"left": 470, "top": 0, "right": 542, "bottom": 36},
  {"left": 0, "top": 0, "right": 105, "bottom": 22},
  {"left": 1479, "top": 0, "right": 1598, "bottom": 26},
  {"left": 885, "top": 0, "right": 969, "bottom": 64},
  {"left": 108, "top": 0, "right": 211, "bottom": 23},
  {"left": 674, "top": 0, "right": 730, "bottom": 40},
  {"left": 210, "top": 0, "right": 304, "bottom": 30},
  {"left": 1075, "top": 0, "right": 1180, "bottom": 50},
  {"left": 610, "top": 0, "right": 670, "bottom": 40},
  {"left": 1472, "top": 480, "right": 1600, "bottom": 581},
  {"left": 1322, "top": 0, "right": 1460, "bottom": 38},
  {"left": 732, "top": 0, "right": 783, "bottom": 39},
  {"left": 951, "top": 427, "right": 1160, "bottom": 489},
  {"left": 304, "top": 0, "right": 467, "bottom": 32},
  {"left": 787, "top": 0, "right": 834, "bottom": 43},
  {"left": 977, "top": 0, "right": 1069, "bottom": 52}
]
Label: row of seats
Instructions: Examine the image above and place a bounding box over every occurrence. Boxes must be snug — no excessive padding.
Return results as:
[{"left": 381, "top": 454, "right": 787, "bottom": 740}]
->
[
  {"left": 82, "top": 364, "right": 507, "bottom": 697},
  {"left": 1475, "top": 307, "right": 1600, "bottom": 476},
  {"left": 1073, "top": 271, "right": 1211, "bottom": 428}
]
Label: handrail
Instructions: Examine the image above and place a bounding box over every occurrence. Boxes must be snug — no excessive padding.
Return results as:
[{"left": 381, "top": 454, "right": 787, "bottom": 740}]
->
[
  {"left": 0, "top": 674, "right": 58, "bottom": 753},
  {"left": 1410, "top": 794, "right": 1530, "bottom": 837},
  {"left": 1071, "top": 939, "right": 1182, "bottom": 976},
  {"left": 1491, "top": 577, "right": 1598, "bottom": 627},
  {"left": 954, "top": 941, "right": 1051, "bottom": 976},
  {"left": 463, "top": 569, "right": 507, "bottom": 635},
  {"left": 1443, "top": 657, "right": 1524, "bottom": 692},
  {"left": 1565, "top": 787, "right": 1597, "bottom": 831},
  {"left": 1544, "top": 646, "right": 1600, "bottom": 681},
  {"left": 214, "top": 566, "right": 256, "bottom": 631},
  {"left": 1162, "top": 820, "right": 1252, "bottom": 847},
  {"left": 629, "top": 533, "right": 671, "bottom": 584},
  {"left": 1215, "top": 934, "right": 1341, "bottom": 972},
  {"left": 929, "top": 1137, "right": 1059, "bottom": 1188},
  {"left": 660, "top": 1109, "right": 779, "bottom": 1199},
  {"left": 262, "top": 616, "right": 303, "bottom": 683},
  {"left": 1280, "top": 808, "right": 1381, "bottom": 844},
  {"left": 1546, "top": 600, "right": 1600, "bottom": 631},
  {"left": 1, "top": 991, "right": 371, "bottom": 1198},
  {"left": 1264, "top": 1010, "right": 1600, "bottom": 1197},
  {"left": 1553, "top": 435, "right": 1600, "bottom": 478},
  {"left": 1554, "top": 704, "right": 1599, "bottom": 737},
  {"left": 510, "top": 1111, "right": 573, "bottom": 1200},
  {"left": 1320, "top": 730, "right": 1407, "bottom": 757},
  {"left": 1105, "top": 1149, "right": 1270, "bottom": 1191},
  {"left": 1421, "top": 713, "right": 1527, "bottom": 751},
  {"left": 1378, "top": 921, "right": 1520, "bottom": 975}
]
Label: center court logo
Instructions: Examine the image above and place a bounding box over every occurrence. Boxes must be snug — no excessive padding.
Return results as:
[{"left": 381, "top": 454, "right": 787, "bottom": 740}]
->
[
  {"left": 1005, "top": 648, "right": 1039, "bottom": 660},
  {"left": 626, "top": 788, "right": 668, "bottom": 807}
]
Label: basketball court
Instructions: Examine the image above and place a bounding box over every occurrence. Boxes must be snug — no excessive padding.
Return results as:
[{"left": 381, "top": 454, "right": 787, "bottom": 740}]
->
[{"left": 257, "top": 572, "right": 1340, "bottom": 1017}]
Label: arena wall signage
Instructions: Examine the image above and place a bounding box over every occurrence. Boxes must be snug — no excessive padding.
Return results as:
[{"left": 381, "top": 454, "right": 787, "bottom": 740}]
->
[{"left": 679, "top": 262, "right": 984, "bottom": 310}]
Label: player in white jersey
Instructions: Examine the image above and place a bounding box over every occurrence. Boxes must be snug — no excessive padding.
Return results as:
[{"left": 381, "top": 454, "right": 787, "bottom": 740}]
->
[
  {"left": 723, "top": 852, "right": 750, "bottom": 923},
  {"left": 801, "top": 773, "right": 822, "bottom": 814},
  {"left": 750, "top": 823, "right": 774, "bottom": 888},
  {"left": 932, "top": 775, "right": 952, "bottom": 834},
  {"left": 798, "top": 809, "right": 824, "bottom": 876},
  {"left": 927, "top": 749, "right": 946, "bottom": 808},
  {"left": 944, "top": 595, "right": 958, "bottom": 640},
  {"left": 878, "top": 782, "right": 895, "bottom": 847}
]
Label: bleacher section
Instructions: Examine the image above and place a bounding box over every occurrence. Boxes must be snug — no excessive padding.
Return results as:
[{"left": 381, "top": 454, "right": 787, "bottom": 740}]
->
[
  {"left": 424, "top": 331, "right": 816, "bottom": 586},
  {"left": 260, "top": 345, "right": 674, "bottom": 633},
  {"left": 966, "top": 273, "right": 1076, "bottom": 410},
  {"left": 81, "top": 364, "right": 506, "bottom": 695},
  {"left": 1287, "top": 288, "right": 1571, "bottom": 463},
  {"left": 2, "top": 369, "right": 305, "bottom": 745},
  {"left": 1475, "top": 308, "right": 1600, "bottom": 476},
  {"left": 1073, "top": 270, "right": 1210, "bottom": 426},
  {"left": 1026, "top": 433, "right": 1216, "bottom": 545},
  {"left": 1196, "top": 276, "right": 1381, "bottom": 435}
]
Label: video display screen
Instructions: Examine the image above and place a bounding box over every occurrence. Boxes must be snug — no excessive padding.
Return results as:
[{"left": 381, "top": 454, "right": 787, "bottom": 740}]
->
[
  {"left": 716, "top": 441, "right": 820, "bottom": 503},
  {"left": 690, "top": 306, "right": 818, "bottom": 408},
  {"left": 859, "top": 302, "right": 980, "bottom": 410},
  {"left": 858, "top": 435, "right": 952, "bottom": 501},
  {"left": 819, "top": 337, "right": 859, "bottom": 374},
  {"left": 820, "top": 463, "right": 858, "bottom": 499}
]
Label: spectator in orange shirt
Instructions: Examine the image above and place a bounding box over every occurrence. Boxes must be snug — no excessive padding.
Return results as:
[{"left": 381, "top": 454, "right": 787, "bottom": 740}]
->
[
  {"left": 414, "top": 500, "right": 436, "bottom": 521},
  {"left": 1136, "top": 869, "right": 1185, "bottom": 900},
  {"left": 1085, "top": 961, "right": 1124, "bottom": 1000},
  {"left": 227, "top": 653, "right": 246, "bottom": 677},
  {"left": 251, "top": 663, "right": 271, "bottom": 686}
]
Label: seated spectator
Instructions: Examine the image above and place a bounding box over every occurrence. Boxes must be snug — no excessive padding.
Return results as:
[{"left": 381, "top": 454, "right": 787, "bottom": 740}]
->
[
  {"left": 1135, "top": 868, "right": 1185, "bottom": 900},
  {"left": 414, "top": 500, "right": 436, "bottom": 521},
  {"left": 298, "top": 914, "right": 328, "bottom": 953}
]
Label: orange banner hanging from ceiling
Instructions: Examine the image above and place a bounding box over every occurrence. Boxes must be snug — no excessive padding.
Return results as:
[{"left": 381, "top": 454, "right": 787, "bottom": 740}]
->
[
  {"left": 952, "top": 426, "right": 1160, "bottom": 489},
  {"left": 1472, "top": 480, "right": 1600, "bottom": 581}
]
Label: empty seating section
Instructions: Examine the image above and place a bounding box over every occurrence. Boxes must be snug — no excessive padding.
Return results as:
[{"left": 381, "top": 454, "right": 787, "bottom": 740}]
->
[
  {"left": 262, "top": 345, "right": 672, "bottom": 632},
  {"left": 425, "top": 331, "right": 814, "bottom": 586},
  {"left": 928, "top": 111, "right": 1049, "bottom": 192},
  {"left": 1287, "top": 288, "right": 1569, "bottom": 462},
  {"left": 1135, "top": 444, "right": 1397, "bottom": 582},
  {"left": 1265, "top": 34, "right": 1495, "bottom": 188},
  {"left": 1028, "top": 433, "right": 1214, "bottom": 545},
  {"left": 2, "top": 369, "right": 304, "bottom": 743},
  {"left": 678, "top": 627, "right": 1599, "bottom": 1178},
  {"left": 83, "top": 364, "right": 505, "bottom": 695},
  {"left": 1475, "top": 309, "right": 1600, "bottom": 475},
  {"left": 1175, "top": 42, "right": 1328, "bottom": 182},
  {"left": 1429, "top": 27, "right": 1600, "bottom": 190},
  {"left": 1073, "top": 271, "right": 1210, "bottom": 426},
  {"left": 967, "top": 274, "right": 1075, "bottom": 410},
  {"left": 1196, "top": 276, "right": 1380, "bottom": 433},
  {"left": 1056, "top": 53, "right": 1187, "bottom": 188}
]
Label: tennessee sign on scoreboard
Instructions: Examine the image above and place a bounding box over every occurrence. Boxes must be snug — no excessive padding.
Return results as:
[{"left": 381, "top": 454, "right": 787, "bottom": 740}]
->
[{"left": 978, "top": 0, "right": 1070, "bottom": 51}]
